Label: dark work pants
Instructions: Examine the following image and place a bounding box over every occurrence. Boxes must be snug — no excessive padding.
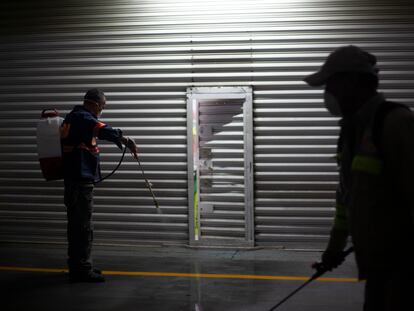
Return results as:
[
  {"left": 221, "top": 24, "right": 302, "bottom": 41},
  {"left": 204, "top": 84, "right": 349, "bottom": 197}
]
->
[
  {"left": 64, "top": 180, "right": 94, "bottom": 273},
  {"left": 364, "top": 270, "right": 413, "bottom": 311}
]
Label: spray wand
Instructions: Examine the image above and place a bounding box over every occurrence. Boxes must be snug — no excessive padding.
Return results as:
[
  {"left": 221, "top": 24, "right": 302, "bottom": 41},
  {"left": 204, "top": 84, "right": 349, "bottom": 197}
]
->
[
  {"left": 132, "top": 152, "right": 160, "bottom": 210},
  {"left": 267, "top": 246, "right": 354, "bottom": 311}
]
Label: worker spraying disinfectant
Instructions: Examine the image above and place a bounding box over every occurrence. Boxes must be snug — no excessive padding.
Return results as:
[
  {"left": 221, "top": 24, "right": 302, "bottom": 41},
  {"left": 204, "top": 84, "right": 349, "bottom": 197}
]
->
[{"left": 36, "top": 89, "right": 160, "bottom": 283}]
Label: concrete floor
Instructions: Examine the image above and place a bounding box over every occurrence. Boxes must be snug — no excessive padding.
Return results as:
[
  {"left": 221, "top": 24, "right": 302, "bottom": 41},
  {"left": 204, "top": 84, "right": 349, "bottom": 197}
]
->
[{"left": 0, "top": 242, "right": 364, "bottom": 311}]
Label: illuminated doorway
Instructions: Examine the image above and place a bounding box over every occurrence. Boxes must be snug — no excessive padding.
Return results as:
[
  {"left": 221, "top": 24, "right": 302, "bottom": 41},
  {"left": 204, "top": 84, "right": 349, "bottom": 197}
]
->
[{"left": 187, "top": 87, "right": 254, "bottom": 247}]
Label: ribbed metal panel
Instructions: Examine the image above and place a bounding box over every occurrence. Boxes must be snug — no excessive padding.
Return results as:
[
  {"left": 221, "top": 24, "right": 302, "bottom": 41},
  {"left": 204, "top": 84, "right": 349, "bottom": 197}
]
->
[{"left": 0, "top": 0, "right": 413, "bottom": 248}]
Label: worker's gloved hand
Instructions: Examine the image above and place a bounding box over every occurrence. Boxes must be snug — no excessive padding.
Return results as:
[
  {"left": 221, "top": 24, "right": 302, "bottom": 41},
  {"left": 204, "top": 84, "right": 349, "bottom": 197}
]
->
[
  {"left": 313, "top": 250, "right": 346, "bottom": 272},
  {"left": 126, "top": 138, "right": 138, "bottom": 159}
]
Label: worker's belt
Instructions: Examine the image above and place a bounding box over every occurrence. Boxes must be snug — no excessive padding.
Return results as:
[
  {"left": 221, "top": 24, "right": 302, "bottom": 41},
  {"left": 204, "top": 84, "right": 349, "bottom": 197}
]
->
[{"left": 63, "top": 143, "right": 99, "bottom": 154}]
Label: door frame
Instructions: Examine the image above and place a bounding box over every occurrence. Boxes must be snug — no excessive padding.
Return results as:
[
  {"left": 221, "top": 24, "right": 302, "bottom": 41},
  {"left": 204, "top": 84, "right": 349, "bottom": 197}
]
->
[{"left": 186, "top": 86, "right": 254, "bottom": 247}]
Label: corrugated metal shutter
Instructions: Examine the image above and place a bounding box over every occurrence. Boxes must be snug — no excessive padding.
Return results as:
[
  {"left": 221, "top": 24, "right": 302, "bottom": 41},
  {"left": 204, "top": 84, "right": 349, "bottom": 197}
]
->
[{"left": 0, "top": 0, "right": 413, "bottom": 248}]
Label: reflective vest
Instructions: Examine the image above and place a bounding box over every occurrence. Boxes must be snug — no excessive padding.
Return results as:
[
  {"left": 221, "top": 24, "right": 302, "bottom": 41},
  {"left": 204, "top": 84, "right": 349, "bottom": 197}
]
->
[{"left": 335, "top": 95, "right": 414, "bottom": 278}]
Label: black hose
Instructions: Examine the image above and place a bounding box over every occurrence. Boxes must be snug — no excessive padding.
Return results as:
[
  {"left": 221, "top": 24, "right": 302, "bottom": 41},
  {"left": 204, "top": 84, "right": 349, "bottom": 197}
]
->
[
  {"left": 92, "top": 144, "right": 160, "bottom": 210},
  {"left": 92, "top": 145, "right": 127, "bottom": 184}
]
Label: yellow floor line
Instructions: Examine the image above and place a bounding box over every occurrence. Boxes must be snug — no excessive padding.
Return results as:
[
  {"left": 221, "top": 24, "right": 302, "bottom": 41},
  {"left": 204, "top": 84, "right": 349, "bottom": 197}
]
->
[{"left": 0, "top": 266, "right": 358, "bottom": 282}]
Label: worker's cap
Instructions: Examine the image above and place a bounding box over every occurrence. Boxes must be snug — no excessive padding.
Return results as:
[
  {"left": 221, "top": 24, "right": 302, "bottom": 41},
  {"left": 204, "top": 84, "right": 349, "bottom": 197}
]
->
[
  {"left": 84, "top": 88, "right": 106, "bottom": 104},
  {"left": 304, "top": 45, "right": 379, "bottom": 87}
]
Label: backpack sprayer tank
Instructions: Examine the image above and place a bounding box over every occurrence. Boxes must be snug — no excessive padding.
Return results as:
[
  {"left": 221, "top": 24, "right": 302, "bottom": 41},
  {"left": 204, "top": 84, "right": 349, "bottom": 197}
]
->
[
  {"left": 35, "top": 108, "right": 161, "bottom": 210},
  {"left": 36, "top": 109, "right": 64, "bottom": 181}
]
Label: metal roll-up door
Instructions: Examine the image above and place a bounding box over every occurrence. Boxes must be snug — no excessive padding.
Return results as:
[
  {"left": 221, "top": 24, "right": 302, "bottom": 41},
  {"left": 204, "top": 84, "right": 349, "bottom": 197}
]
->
[
  {"left": 253, "top": 1, "right": 414, "bottom": 248},
  {"left": 0, "top": 0, "right": 192, "bottom": 245},
  {"left": 0, "top": 0, "right": 413, "bottom": 249}
]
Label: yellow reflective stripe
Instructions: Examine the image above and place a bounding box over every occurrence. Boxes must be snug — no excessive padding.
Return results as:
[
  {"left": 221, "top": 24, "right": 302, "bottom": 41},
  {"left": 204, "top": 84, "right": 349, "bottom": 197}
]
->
[
  {"left": 351, "top": 155, "right": 382, "bottom": 175},
  {"left": 334, "top": 203, "right": 348, "bottom": 230}
]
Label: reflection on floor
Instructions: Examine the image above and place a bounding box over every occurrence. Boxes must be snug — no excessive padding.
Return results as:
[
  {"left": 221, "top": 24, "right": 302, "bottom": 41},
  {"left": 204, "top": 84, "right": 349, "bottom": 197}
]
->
[{"left": 0, "top": 243, "right": 364, "bottom": 311}]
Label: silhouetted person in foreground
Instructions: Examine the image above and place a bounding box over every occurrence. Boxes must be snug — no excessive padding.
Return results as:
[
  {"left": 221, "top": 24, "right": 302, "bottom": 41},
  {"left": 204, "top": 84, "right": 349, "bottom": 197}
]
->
[{"left": 304, "top": 45, "right": 414, "bottom": 311}]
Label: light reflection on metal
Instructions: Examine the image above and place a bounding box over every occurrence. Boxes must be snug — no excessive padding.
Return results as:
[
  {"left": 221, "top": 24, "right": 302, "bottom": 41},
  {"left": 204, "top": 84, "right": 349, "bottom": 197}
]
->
[{"left": 3, "top": 0, "right": 413, "bottom": 248}]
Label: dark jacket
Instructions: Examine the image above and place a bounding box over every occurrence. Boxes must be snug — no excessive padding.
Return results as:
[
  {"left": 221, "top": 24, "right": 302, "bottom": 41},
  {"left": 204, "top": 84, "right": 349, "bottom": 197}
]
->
[
  {"left": 332, "top": 94, "right": 414, "bottom": 279},
  {"left": 61, "top": 105, "right": 122, "bottom": 182}
]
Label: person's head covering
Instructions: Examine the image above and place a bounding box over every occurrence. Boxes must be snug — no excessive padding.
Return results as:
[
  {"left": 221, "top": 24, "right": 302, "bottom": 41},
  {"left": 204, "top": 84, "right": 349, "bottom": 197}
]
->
[
  {"left": 84, "top": 88, "right": 106, "bottom": 104},
  {"left": 304, "top": 45, "right": 379, "bottom": 87}
]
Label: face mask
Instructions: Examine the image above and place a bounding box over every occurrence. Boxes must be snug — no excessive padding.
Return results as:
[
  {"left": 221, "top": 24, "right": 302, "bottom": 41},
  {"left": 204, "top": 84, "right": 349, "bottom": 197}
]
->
[
  {"left": 323, "top": 91, "right": 342, "bottom": 117},
  {"left": 93, "top": 102, "right": 104, "bottom": 118}
]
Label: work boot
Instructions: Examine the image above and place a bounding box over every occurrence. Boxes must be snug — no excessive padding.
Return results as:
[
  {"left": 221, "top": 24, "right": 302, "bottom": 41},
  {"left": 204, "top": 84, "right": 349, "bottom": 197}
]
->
[
  {"left": 93, "top": 268, "right": 102, "bottom": 274},
  {"left": 69, "top": 270, "right": 105, "bottom": 283},
  {"left": 81, "top": 270, "right": 105, "bottom": 283},
  {"left": 69, "top": 267, "right": 102, "bottom": 276}
]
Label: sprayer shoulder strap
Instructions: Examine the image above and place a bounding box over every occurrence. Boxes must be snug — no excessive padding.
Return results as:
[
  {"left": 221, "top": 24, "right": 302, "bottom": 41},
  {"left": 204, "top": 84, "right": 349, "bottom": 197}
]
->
[{"left": 372, "top": 101, "right": 410, "bottom": 156}]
